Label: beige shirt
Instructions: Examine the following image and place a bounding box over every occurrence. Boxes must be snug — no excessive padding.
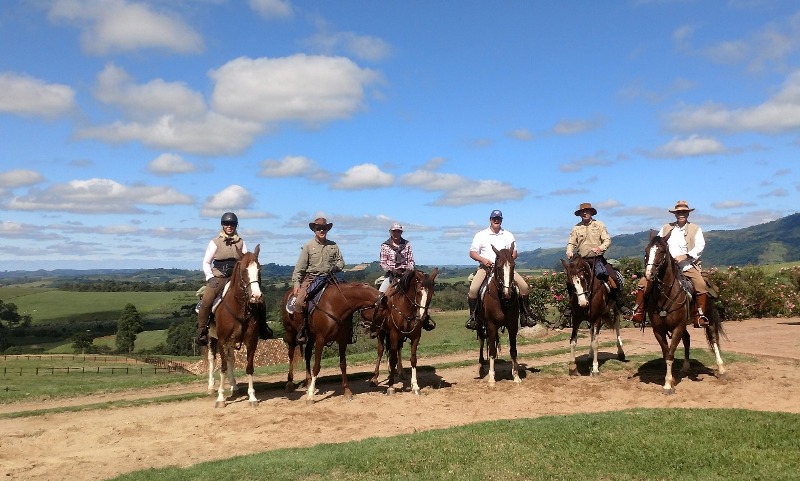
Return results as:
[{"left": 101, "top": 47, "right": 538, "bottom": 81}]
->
[
  {"left": 566, "top": 219, "right": 611, "bottom": 258},
  {"left": 291, "top": 238, "right": 345, "bottom": 288}
]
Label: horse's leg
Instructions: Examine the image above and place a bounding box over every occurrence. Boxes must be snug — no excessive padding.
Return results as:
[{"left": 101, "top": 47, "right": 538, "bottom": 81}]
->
[
  {"left": 387, "top": 330, "right": 400, "bottom": 395},
  {"left": 285, "top": 342, "right": 298, "bottom": 393},
  {"left": 225, "top": 345, "right": 237, "bottom": 398},
  {"left": 613, "top": 311, "right": 626, "bottom": 361},
  {"left": 587, "top": 322, "right": 600, "bottom": 376},
  {"left": 707, "top": 308, "right": 727, "bottom": 378},
  {"left": 304, "top": 338, "right": 313, "bottom": 392},
  {"left": 478, "top": 331, "right": 487, "bottom": 366},
  {"left": 662, "top": 327, "right": 685, "bottom": 395},
  {"left": 339, "top": 341, "right": 353, "bottom": 401},
  {"left": 680, "top": 328, "right": 691, "bottom": 376},
  {"left": 206, "top": 344, "right": 216, "bottom": 395},
  {"left": 509, "top": 326, "right": 521, "bottom": 384},
  {"left": 215, "top": 346, "right": 227, "bottom": 408},
  {"left": 487, "top": 324, "right": 498, "bottom": 385},
  {"left": 304, "top": 338, "right": 319, "bottom": 405},
  {"left": 397, "top": 338, "right": 406, "bottom": 381},
  {"left": 369, "top": 330, "right": 385, "bottom": 386},
  {"left": 246, "top": 337, "right": 258, "bottom": 407},
  {"left": 568, "top": 321, "right": 580, "bottom": 376},
  {"left": 409, "top": 334, "right": 422, "bottom": 395}
]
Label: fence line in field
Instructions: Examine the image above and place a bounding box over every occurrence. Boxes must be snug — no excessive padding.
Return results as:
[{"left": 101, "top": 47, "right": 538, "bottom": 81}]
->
[
  {"left": 1, "top": 354, "right": 139, "bottom": 363},
  {"left": 2, "top": 365, "right": 188, "bottom": 376}
]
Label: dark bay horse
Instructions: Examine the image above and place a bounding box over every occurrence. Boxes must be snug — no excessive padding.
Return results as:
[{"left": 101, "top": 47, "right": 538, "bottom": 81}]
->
[
  {"left": 369, "top": 268, "right": 439, "bottom": 395},
  {"left": 477, "top": 245, "right": 522, "bottom": 385},
  {"left": 207, "top": 245, "right": 264, "bottom": 408},
  {"left": 643, "top": 233, "right": 727, "bottom": 394},
  {"left": 281, "top": 276, "right": 381, "bottom": 404},
  {"left": 561, "top": 255, "right": 626, "bottom": 376}
]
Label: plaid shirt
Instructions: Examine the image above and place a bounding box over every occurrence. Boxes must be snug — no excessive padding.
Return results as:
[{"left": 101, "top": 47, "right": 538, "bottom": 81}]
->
[{"left": 379, "top": 238, "right": 415, "bottom": 272}]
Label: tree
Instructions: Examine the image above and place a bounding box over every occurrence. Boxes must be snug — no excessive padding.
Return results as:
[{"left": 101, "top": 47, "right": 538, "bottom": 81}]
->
[
  {"left": 72, "top": 330, "right": 94, "bottom": 354},
  {"left": 115, "top": 303, "right": 143, "bottom": 353}
]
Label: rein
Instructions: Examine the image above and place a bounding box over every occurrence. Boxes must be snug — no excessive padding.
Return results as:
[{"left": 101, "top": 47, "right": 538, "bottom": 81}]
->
[
  {"left": 648, "top": 244, "right": 689, "bottom": 316},
  {"left": 385, "top": 274, "right": 428, "bottom": 335}
]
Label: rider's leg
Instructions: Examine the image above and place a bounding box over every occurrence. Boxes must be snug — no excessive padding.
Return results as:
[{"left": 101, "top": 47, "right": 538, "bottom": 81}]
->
[
  {"left": 295, "top": 281, "right": 311, "bottom": 343},
  {"left": 609, "top": 269, "right": 631, "bottom": 316},
  {"left": 465, "top": 269, "right": 485, "bottom": 330},
  {"left": 465, "top": 297, "right": 479, "bottom": 330},
  {"left": 687, "top": 268, "right": 710, "bottom": 328},
  {"left": 195, "top": 278, "right": 223, "bottom": 346},
  {"left": 629, "top": 278, "right": 647, "bottom": 324},
  {"left": 514, "top": 272, "right": 535, "bottom": 327}
]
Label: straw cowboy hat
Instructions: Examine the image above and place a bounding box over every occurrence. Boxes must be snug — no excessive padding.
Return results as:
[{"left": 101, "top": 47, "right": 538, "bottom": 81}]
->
[
  {"left": 669, "top": 200, "right": 695, "bottom": 213},
  {"left": 574, "top": 202, "right": 597, "bottom": 216},
  {"left": 308, "top": 217, "right": 333, "bottom": 231}
]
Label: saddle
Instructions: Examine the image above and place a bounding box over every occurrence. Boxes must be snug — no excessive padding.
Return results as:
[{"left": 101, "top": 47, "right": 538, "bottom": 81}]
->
[{"left": 286, "top": 275, "right": 332, "bottom": 319}]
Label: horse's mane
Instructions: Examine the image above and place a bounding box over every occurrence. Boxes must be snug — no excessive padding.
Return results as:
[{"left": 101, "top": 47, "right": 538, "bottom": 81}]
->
[{"left": 397, "top": 268, "right": 416, "bottom": 293}]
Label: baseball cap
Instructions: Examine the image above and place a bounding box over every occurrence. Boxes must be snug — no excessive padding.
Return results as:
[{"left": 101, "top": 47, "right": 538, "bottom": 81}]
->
[
  {"left": 490, "top": 209, "right": 503, "bottom": 218},
  {"left": 390, "top": 222, "right": 403, "bottom": 231}
]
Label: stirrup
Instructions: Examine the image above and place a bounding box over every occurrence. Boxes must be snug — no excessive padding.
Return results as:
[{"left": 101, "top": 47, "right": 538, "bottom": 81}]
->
[{"left": 465, "top": 316, "right": 477, "bottom": 330}]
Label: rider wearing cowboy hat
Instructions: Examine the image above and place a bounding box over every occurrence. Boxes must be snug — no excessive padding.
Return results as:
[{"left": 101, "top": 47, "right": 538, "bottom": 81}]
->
[
  {"left": 291, "top": 217, "right": 346, "bottom": 343},
  {"left": 566, "top": 202, "right": 632, "bottom": 316},
  {"left": 630, "top": 200, "right": 710, "bottom": 328}
]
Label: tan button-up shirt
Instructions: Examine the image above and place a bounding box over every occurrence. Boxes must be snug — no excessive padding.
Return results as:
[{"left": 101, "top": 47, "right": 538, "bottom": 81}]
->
[
  {"left": 566, "top": 219, "right": 611, "bottom": 258},
  {"left": 291, "top": 238, "right": 345, "bottom": 288}
]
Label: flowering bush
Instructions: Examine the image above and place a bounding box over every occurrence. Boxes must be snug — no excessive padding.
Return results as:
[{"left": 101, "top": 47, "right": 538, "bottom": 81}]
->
[{"left": 709, "top": 265, "right": 800, "bottom": 320}]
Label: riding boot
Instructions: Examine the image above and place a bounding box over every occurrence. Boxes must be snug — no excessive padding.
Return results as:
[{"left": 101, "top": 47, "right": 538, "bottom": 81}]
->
[
  {"left": 195, "top": 304, "right": 211, "bottom": 346},
  {"left": 258, "top": 317, "right": 273, "bottom": 340},
  {"left": 422, "top": 313, "right": 436, "bottom": 331},
  {"left": 611, "top": 289, "right": 632, "bottom": 316},
  {"left": 692, "top": 292, "right": 709, "bottom": 328},
  {"left": 629, "top": 288, "right": 646, "bottom": 325},
  {"left": 296, "top": 316, "right": 308, "bottom": 344},
  {"left": 519, "top": 294, "right": 536, "bottom": 327},
  {"left": 464, "top": 298, "right": 479, "bottom": 330}
]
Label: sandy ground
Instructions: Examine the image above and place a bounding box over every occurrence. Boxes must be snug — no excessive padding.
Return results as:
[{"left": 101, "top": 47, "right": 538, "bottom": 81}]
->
[{"left": 2, "top": 317, "right": 799, "bottom": 481}]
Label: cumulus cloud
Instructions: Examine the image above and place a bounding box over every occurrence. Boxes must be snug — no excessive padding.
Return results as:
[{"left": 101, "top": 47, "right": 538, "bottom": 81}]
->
[
  {"left": 48, "top": 0, "right": 203, "bottom": 55},
  {"left": 304, "top": 30, "right": 391, "bottom": 62},
  {"left": 201, "top": 185, "right": 272, "bottom": 218},
  {"left": 209, "top": 54, "right": 381, "bottom": 124},
  {"left": 331, "top": 163, "right": 394, "bottom": 190},
  {"left": 259, "top": 155, "right": 326, "bottom": 179},
  {"left": 507, "top": 128, "right": 533, "bottom": 141},
  {"left": 649, "top": 135, "right": 727, "bottom": 158},
  {"left": 551, "top": 117, "right": 604, "bottom": 135},
  {"left": 400, "top": 167, "right": 527, "bottom": 207},
  {"left": 249, "top": 0, "right": 292, "bottom": 19},
  {"left": 5, "top": 178, "right": 193, "bottom": 213},
  {"left": 667, "top": 71, "right": 800, "bottom": 133},
  {"left": 712, "top": 200, "right": 755, "bottom": 209},
  {"left": 147, "top": 153, "right": 195, "bottom": 175},
  {"left": 0, "top": 73, "right": 76, "bottom": 118},
  {"left": 559, "top": 154, "right": 613, "bottom": 172},
  {"left": 0, "top": 169, "right": 45, "bottom": 188}
]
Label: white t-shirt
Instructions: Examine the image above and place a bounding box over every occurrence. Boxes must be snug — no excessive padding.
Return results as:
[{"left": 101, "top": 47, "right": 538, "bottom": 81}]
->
[{"left": 470, "top": 227, "right": 516, "bottom": 263}]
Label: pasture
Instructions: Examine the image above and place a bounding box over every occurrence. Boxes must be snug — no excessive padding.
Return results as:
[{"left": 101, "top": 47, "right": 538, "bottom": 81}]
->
[{"left": 1, "top": 317, "right": 799, "bottom": 481}]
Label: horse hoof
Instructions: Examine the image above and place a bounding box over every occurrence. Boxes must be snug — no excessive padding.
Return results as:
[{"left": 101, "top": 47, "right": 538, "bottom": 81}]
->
[
  {"left": 387, "top": 387, "right": 396, "bottom": 396},
  {"left": 345, "top": 394, "right": 354, "bottom": 402},
  {"left": 215, "top": 401, "right": 226, "bottom": 408},
  {"left": 305, "top": 397, "right": 315, "bottom": 406},
  {"left": 412, "top": 388, "right": 421, "bottom": 396},
  {"left": 590, "top": 371, "right": 600, "bottom": 377},
  {"left": 662, "top": 388, "right": 675, "bottom": 395},
  {"left": 207, "top": 390, "right": 216, "bottom": 396},
  {"left": 569, "top": 368, "right": 578, "bottom": 376},
  {"left": 249, "top": 400, "right": 259, "bottom": 407},
  {"left": 285, "top": 382, "right": 296, "bottom": 393},
  {"left": 618, "top": 354, "right": 626, "bottom": 362},
  {"left": 717, "top": 371, "right": 729, "bottom": 381}
]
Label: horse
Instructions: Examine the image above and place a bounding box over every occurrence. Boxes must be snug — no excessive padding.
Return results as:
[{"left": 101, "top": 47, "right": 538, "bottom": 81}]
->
[
  {"left": 281, "top": 275, "right": 381, "bottom": 404},
  {"left": 368, "top": 268, "right": 439, "bottom": 395},
  {"left": 206, "top": 245, "right": 264, "bottom": 408},
  {"left": 642, "top": 232, "right": 727, "bottom": 394},
  {"left": 476, "top": 244, "right": 522, "bottom": 385},
  {"left": 560, "top": 255, "right": 626, "bottom": 376}
]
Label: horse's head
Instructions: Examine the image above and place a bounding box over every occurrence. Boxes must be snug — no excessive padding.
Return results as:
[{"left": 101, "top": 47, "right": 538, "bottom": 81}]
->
[
  {"left": 561, "top": 255, "right": 591, "bottom": 308},
  {"left": 237, "top": 244, "right": 263, "bottom": 304},
  {"left": 644, "top": 233, "right": 670, "bottom": 282},
  {"left": 491, "top": 243, "right": 516, "bottom": 299},
  {"left": 394, "top": 268, "right": 439, "bottom": 322}
]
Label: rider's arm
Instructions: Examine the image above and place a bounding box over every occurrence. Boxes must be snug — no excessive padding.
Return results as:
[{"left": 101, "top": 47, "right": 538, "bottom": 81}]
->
[
  {"left": 240, "top": 240, "right": 248, "bottom": 254},
  {"left": 597, "top": 222, "right": 611, "bottom": 254},
  {"left": 470, "top": 250, "right": 491, "bottom": 267},
  {"left": 566, "top": 226, "right": 578, "bottom": 258},
  {"left": 202, "top": 240, "right": 216, "bottom": 281},
  {"left": 405, "top": 243, "right": 415, "bottom": 270},
  {"left": 291, "top": 245, "right": 309, "bottom": 290},
  {"left": 689, "top": 227, "right": 705, "bottom": 260},
  {"left": 379, "top": 244, "right": 393, "bottom": 273}
]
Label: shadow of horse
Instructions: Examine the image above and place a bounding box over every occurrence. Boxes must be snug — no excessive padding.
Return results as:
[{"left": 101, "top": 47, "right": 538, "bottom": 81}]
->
[{"left": 634, "top": 357, "right": 719, "bottom": 387}]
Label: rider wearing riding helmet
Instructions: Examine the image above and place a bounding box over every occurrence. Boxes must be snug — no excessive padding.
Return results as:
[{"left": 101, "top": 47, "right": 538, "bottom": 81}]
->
[
  {"left": 464, "top": 209, "right": 535, "bottom": 330},
  {"left": 195, "top": 212, "right": 248, "bottom": 346}
]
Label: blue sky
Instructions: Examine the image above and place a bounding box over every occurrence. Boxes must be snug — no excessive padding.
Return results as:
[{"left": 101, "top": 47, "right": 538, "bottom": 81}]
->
[{"left": 1, "top": 0, "right": 799, "bottom": 271}]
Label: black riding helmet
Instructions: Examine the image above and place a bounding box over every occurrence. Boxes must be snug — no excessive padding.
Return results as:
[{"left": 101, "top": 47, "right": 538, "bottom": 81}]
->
[{"left": 220, "top": 212, "right": 238, "bottom": 226}]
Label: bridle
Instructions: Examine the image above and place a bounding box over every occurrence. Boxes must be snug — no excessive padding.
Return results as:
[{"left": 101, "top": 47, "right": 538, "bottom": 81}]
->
[
  {"left": 645, "top": 240, "right": 688, "bottom": 316},
  {"left": 222, "top": 256, "right": 260, "bottom": 324},
  {"left": 489, "top": 252, "right": 516, "bottom": 304},
  {"left": 384, "top": 271, "right": 431, "bottom": 335}
]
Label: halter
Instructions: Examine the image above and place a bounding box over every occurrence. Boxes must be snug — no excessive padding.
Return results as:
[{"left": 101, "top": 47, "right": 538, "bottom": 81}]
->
[
  {"left": 567, "top": 257, "right": 608, "bottom": 317},
  {"left": 384, "top": 272, "right": 431, "bottom": 335},
  {"left": 489, "top": 252, "right": 517, "bottom": 305}
]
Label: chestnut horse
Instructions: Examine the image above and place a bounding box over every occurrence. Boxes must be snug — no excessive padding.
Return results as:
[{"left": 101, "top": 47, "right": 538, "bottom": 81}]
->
[
  {"left": 206, "top": 245, "right": 264, "bottom": 408},
  {"left": 642, "top": 233, "right": 727, "bottom": 394},
  {"left": 560, "top": 255, "right": 626, "bottom": 376},
  {"left": 368, "top": 268, "right": 439, "bottom": 395},
  {"left": 477, "top": 244, "right": 522, "bottom": 385},
  {"left": 281, "top": 276, "right": 381, "bottom": 404}
]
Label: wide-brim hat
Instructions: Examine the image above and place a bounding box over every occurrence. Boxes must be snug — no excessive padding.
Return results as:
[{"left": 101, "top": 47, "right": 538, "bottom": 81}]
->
[
  {"left": 669, "top": 200, "right": 695, "bottom": 213},
  {"left": 309, "top": 217, "right": 333, "bottom": 231},
  {"left": 574, "top": 202, "right": 597, "bottom": 216}
]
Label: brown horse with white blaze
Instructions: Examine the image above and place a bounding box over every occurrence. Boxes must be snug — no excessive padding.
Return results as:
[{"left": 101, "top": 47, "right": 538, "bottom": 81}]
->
[
  {"left": 642, "top": 232, "right": 727, "bottom": 394},
  {"left": 206, "top": 245, "right": 264, "bottom": 408},
  {"left": 282, "top": 276, "right": 381, "bottom": 404},
  {"left": 369, "top": 268, "right": 439, "bottom": 395},
  {"left": 477, "top": 244, "right": 522, "bottom": 385},
  {"left": 561, "top": 255, "right": 626, "bottom": 376}
]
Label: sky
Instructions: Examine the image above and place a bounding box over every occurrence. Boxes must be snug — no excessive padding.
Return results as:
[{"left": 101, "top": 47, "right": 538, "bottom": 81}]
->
[{"left": 1, "top": 0, "right": 799, "bottom": 271}]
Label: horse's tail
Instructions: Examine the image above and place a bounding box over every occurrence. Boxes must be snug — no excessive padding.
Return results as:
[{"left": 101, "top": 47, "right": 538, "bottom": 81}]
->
[{"left": 704, "top": 302, "right": 728, "bottom": 349}]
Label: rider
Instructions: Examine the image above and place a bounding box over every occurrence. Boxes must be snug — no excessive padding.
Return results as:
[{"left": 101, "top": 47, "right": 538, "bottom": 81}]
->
[
  {"left": 196, "top": 212, "right": 246, "bottom": 346},
  {"left": 377, "top": 222, "right": 435, "bottom": 331},
  {"left": 291, "top": 217, "right": 345, "bottom": 343},
  {"left": 465, "top": 209, "right": 535, "bottom": 330},
  {"left": 630, "top": 200, "right": 709, "bottom": 328},
  {"left": 566, "top": 202, "right": 632, "bottom": 316}
]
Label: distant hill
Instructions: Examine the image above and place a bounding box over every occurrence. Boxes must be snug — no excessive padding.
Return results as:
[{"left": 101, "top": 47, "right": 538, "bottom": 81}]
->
[{"left": 516, "top": 212, "right": 800, "bottom": 269}]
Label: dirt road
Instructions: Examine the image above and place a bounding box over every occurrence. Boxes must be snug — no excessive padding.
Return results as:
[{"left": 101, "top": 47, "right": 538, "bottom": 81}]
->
[{"left": 2, "top": 317, "right": 799, "bottom": 481}]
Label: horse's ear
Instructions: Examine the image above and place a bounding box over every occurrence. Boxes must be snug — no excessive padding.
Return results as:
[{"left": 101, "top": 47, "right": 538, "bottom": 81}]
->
[
  {"left": 430, "top": 267, "right": 439, "bottom": 281},
  {"left": 511, "top": 241, "right": 515, "bottom": 253},
  {"left": 253, "top": 244, "right": 260, "bottom": 259},
  {"left": 649, "top": 229, "right": 655, "bottom": 241},
  {"left": 492, "top": 245, "right": 500, "bottom": 256}
]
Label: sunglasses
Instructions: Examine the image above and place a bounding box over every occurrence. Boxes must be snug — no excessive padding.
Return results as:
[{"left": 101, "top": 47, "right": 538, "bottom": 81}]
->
[
  {"left": 314, "top": 226, "right": 328, "bottom": 232},
  {"left": 491, "top": 217, "right": 503, "bottom": 221},
  {"left": 222, "top": 222, "right": 237, "bottom": 227}
]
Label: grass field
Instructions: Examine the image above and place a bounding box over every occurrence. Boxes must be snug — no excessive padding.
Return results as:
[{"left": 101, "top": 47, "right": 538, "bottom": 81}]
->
[{"left": 107, "top": 408, "right": 800, "bottom": 481}]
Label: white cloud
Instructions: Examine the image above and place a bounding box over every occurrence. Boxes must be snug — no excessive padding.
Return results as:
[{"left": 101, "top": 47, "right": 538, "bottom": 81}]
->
[
  {"left": 551, "top": 117, "right": 604, "bottom": 135},
  {"left": 94, "top": 64, "right": 207, "bottom": 120},
  {"left": 147, "top": 153, "right": 195, "bottom": 175},
  {"left": 712, "top": 200, "right": 754, "bottom": 209},
  {"left": 48, "top": 0, "right": 203, "bottom": 55},
  {"left": 0, "top": 169, "right": 45, "bottom": 188},
  {"left": 249, "top": 0, "right": 292, "bottom": 19},
  {"left": 259, "top": 155, "right": 321, "bottom": 177},
  {"left": 201, "top": 185, "right": 272, "bottom": 218},
  {"left": 5, "top": 178, "right": 193, "bottom": 213},
  {"left": 507, "top": 128, "right": 533, "bottom": 141},
  {"left": 558, "top": 154, "right": 612, "bottom": 172},
  {"left": 650, "top": 135, "right": 727, "bottom": 158},
  {"left": 0, "top": 73, "right": 76, "bottom": 118},
  {"left": 305, "top": 31, "right": 391, "bottom": 62},
  {"left": 400, "top": 169, "right": 527, "bottom": 207},
  {"left": 209, "top": 54, "right": 381, "bottom": 124},
  {"left": 331, "top": 163, "right": 394, "bottom": 190}
]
